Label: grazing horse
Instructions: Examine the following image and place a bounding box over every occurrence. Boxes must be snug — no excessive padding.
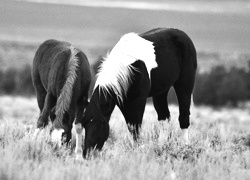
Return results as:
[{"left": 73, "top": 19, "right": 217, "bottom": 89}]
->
[
  {"left": 32, "top": 39, "right": 91, "bottom": 144},
  {"left": 75, "top": 28, "right": 197, "bottom": 157}
]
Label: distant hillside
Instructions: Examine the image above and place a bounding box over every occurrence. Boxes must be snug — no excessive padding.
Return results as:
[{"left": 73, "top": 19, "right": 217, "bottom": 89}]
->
[
  {"left": 1, "top": 40, "right": 250, "bottom": 73},
  {"left": 1, "top": 0, "right": 250, "bottom": 72},
  {"left": 1, "top": 0, "right": 250, "bottom": 54}
]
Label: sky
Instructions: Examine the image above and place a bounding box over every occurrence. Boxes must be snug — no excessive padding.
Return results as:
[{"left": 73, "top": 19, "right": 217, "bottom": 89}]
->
[{"left": 18, "top": 0, "right": 250, "bottom": 14}]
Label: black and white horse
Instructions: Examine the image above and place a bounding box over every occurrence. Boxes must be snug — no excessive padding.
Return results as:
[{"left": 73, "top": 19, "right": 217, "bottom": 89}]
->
[
  {"left": 75, "top": 28, "right": 197, "bottom": 157},
  {"left": 32, "top": 39, "right": 91, "bottom": 147}
]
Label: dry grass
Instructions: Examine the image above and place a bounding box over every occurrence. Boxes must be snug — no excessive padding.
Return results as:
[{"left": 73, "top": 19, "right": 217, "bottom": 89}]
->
[{"left": 0, "top": 96, "right": 250, "bottom": 180}]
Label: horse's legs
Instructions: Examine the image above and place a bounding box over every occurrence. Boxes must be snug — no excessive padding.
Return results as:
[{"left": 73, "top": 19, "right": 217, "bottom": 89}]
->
[
  {"left": 74, "top": 98, "right": 89, "bottom": 159},
  {"left": 64, "top": 109, "right": 75, "bottom": 143},
  {"left": 37, "top": 92, "right": 56, "bottom": 128},
  {"left": 152, "top": 90, "right": 171, "bottom": 121},
  {"left": 119, "top": 97, "right": 147, "bottom": 141},
  {"left": 65, "top": 96, "right": 87, "bottom": 143},
  {"left": 50, "top": 106, "right": 56, "bottom": 122},
  {"left": 75, "top": 98, "right": 89, "bottom": 125},
  {"left": 32, "top": 76, "right": 48, "bottom": 138},
  {"left": 33, "top": 79, "right": 47, "bottom": 113},
  {"left": 74, "top": 122, "right": 83, "bottom": 160},
  {"left": 174, "top": 82, "right": 194, "bottom": 143}
]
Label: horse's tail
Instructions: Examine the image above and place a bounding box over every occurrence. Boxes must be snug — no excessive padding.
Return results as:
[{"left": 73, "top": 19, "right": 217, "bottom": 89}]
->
[{"left": 53, "top": 45, "right": 79, "bottom": 131}]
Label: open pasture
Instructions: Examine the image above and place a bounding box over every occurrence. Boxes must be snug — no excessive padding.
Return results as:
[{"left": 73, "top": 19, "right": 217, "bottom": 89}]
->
[{"left": 0, "top": 96, "right": 249, "bottom": 180}]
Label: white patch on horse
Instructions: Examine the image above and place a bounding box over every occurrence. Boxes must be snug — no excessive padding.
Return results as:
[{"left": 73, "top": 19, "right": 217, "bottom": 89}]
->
[
  {"left": 181, "top": 128, "right": 189, "bottom": 144},
  {"left": 74, "top": 123, "right": 83, "bottom": 160},
  {"left": 54, "top": 45, "right": 79, "bottom": 128},
  {"left": 51, "top": 128, "right": 64, "bottom": 146},
  {"left": 94, "top": 33, "right": 157, "bottom": 103}
]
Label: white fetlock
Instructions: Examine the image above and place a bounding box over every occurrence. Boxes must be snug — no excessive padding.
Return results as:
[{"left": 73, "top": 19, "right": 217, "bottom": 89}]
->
[
  {"left": 75, "top": 150, "right": 83, "bottom": 161},
  {"left": 181, "top": 128, "right": 189, "bottom": 145},
  {"left": 75, "top": 123, "right": 83, "bottom": 160}
]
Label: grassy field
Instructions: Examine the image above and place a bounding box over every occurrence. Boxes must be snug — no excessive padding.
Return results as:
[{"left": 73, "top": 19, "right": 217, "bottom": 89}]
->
[{"left": 0, "top": 96, "right": 250, "bottom": 180}]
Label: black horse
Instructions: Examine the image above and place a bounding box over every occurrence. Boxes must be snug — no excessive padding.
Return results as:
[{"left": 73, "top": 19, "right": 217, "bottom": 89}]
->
[
  {"left": 32, "top": 39, "right": 91, "bottom": 145},
  {"left": 75, "top": 28, "right": 197, "bottom": 157}
]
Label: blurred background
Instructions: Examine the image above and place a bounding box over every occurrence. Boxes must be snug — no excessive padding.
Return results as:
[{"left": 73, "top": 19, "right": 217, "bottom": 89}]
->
[{"left": 0, "top": 0, "right": 249, "bottom": 107}]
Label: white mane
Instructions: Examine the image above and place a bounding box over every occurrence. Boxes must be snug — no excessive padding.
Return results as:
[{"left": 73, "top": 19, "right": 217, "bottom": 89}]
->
[{"left": 94, "top": 33, "right": 157, "bottom": 103}]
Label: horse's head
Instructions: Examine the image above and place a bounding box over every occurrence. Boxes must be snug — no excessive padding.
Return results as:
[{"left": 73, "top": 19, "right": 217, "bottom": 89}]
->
[
  {"left": 83, "top": 118, "right": 109, "bottom": 156},
  {"left": 82, "top": 86, "right": 115, "bottom": 157}
]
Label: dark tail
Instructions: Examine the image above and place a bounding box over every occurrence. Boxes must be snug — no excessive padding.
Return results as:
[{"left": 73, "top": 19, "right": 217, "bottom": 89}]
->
[{"left": 53, "top": 45, "right": 79, "bottom": 131}]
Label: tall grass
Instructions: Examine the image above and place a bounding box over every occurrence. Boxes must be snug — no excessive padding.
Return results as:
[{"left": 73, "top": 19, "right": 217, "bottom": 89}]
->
[{"left": 0, "top": 96, "right": 249, "bottom": 180}]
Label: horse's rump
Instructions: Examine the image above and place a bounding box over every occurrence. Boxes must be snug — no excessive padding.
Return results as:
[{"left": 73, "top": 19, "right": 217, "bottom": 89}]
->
[
  {"left": 32, "top": 40, "right": 72, "bottom": 93},
  {"left": 32, "top": 39, "right": 91, "bottom": 131},
  {"left": 139, "top": 28, "right": 197, "bottom": 96}
]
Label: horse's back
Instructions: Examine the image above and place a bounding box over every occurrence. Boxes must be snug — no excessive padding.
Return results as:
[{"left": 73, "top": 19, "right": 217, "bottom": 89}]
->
[
  {"left": 33, "top": 39, "right": 71, "bottom": 64},
  {"left": 32, "top": 39, "right": 91, "bottom": 99},
  {"left": 141, "top": 28, "right": 197, "bottom": 67},
  {"left": 33, "top": 39, "right": 71, "bottom": 74},
  {"left": 140, "top": 28, "right": 197, "bottom": 96},
  {"left": 32, "top": 40, "right": 70, "bottom": 92}
]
